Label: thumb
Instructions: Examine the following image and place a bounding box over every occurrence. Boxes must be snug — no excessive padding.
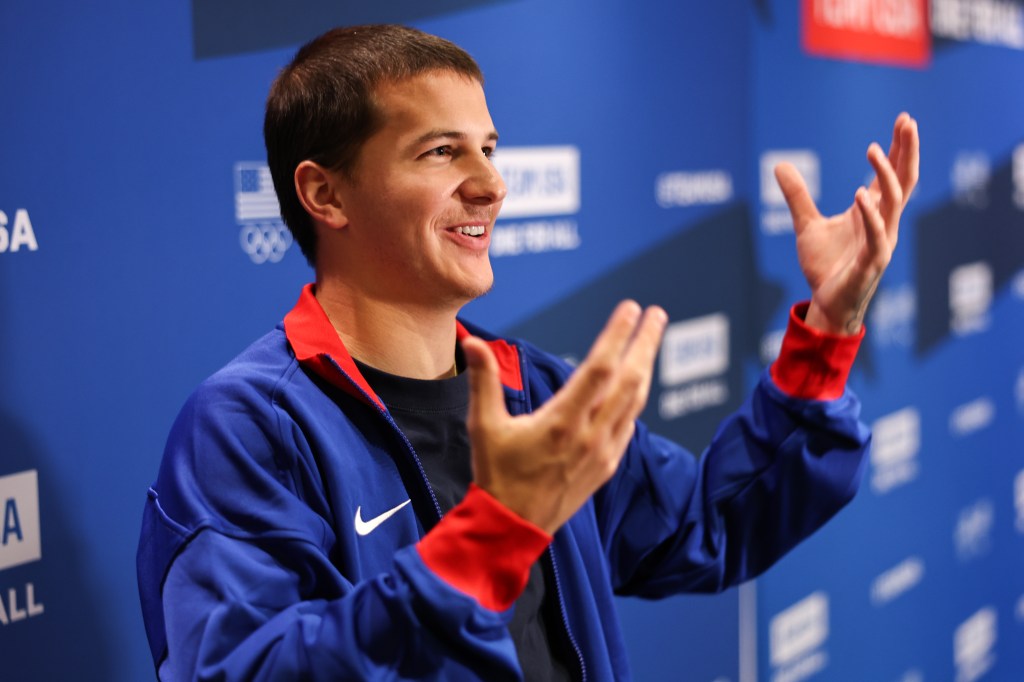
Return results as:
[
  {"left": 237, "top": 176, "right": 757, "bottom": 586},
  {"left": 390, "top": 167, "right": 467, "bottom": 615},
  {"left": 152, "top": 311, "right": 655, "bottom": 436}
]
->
[
  {"left": 462, "top": 336, "right": 508, "bottom": 432},
  {"left": 774, "top": 162, "right": 821, "bottom": 229}
]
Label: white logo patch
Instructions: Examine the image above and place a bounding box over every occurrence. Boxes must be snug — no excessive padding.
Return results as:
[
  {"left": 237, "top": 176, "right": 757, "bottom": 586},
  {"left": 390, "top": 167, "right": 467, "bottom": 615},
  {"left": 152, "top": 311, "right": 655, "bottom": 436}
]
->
[
  {"left": 354, "top": 499, "right": 411, "bottom": 536},
  {"left": 0, "top": 470, "right": 42, "bottom": 571},
  {"left": 494, "top": 146, "right": 580, "bottom": 219}
]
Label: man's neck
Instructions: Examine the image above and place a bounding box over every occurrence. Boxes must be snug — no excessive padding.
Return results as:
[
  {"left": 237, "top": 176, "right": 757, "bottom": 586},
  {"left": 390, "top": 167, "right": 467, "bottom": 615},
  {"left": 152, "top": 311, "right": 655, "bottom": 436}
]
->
[{"left": 314, "top": 277, "right": 461, "bottom": 380}]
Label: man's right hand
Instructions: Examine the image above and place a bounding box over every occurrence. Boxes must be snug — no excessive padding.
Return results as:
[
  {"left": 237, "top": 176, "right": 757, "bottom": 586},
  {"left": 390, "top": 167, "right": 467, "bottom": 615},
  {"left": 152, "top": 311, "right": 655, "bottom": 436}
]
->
[{"left": 462, "top": 301, "right": 668, "bottom": 535}]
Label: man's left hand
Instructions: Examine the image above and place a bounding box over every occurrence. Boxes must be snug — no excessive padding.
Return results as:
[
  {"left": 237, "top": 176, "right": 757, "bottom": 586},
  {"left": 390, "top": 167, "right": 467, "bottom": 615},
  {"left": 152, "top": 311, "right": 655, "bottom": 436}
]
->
[{"left": 774, "top": 112, "right": 920, "bottom": 335}]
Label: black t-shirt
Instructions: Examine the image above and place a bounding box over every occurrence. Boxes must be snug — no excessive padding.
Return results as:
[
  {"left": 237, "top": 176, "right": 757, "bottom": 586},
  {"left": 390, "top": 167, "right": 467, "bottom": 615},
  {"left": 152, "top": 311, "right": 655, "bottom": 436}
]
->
[{"left": 354, "top": 355, "right": 576, "bottom": 681}]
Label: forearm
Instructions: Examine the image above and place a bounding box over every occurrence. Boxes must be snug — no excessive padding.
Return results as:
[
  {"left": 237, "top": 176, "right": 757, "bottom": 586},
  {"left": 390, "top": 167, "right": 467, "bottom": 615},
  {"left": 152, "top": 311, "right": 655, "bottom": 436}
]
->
[{"left": 158, "top": 528, "right": 532, "bottom": 681}]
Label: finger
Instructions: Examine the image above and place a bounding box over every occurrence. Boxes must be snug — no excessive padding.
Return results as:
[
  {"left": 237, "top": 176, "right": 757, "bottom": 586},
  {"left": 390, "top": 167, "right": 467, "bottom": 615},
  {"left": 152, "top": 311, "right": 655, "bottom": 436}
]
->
[
  {"left": 591, "top": 306, "right": 667, "bottom": 433},
  {"left": 867, "top": 142, "right": 903, "bottom": 229},
  {"left": 895, "top": 115, "right": 920, "bottom": 203},
  {"left": 774, "top": 162, "right": 822, "bottom": 230},
  {"left": 463, "top": 336, "right": 510, "bottom": 432},
  {"left": 557, "top": 300, "right": 643, "bottom": 409},
  {"left": 885, "top": 112, "right": 910, "bottom": 164},
  {"left": 856, "top": 187, "right": 891, "bottom": 263}
]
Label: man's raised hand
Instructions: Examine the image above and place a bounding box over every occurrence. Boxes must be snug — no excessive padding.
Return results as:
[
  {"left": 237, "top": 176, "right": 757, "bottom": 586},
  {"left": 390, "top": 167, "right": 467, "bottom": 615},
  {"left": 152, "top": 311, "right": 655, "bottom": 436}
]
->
[
  {"left": 462, "top": 301, "right": 668, "bottom": 535},
  {"left": 774, "top": 112, "right": 920, "bottom": 335}
]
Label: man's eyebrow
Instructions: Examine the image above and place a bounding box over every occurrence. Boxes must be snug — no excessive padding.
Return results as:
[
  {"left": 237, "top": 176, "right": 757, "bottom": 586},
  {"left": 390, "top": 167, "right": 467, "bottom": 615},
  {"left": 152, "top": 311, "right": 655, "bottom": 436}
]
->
[{"left": 410, "top": 129, "right": 500, "bottom": 148}]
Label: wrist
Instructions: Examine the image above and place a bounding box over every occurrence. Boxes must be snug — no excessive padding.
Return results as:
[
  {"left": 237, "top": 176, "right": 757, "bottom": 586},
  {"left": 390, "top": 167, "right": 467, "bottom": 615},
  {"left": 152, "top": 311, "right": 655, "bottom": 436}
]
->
[{"left": 805, "top": 299, "right": 863, "bottom": 336}]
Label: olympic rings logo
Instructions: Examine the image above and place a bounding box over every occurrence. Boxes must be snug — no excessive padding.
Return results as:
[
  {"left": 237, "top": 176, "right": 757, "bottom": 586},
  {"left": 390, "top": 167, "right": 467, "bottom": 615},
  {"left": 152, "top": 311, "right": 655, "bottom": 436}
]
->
[{"left": 239, "top": 223, "right": 292, "bottom": 264}]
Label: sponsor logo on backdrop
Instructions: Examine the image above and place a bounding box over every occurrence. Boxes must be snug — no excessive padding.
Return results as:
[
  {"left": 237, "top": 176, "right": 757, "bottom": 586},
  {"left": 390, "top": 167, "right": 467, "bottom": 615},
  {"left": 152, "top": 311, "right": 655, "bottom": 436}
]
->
[
  {"left": 658, "top": 313, "right": 730, "bottom": 419},
  {"left": 1014, "top": 143, "right": 1024, "bottom": 209},
  {"left": 870, "top": 555, "right": 924, "bottom": 606},
  {"left": 760, "top": 150, "right": 820, "bottom": 234},
  {"left": 1017, "top": 367, "right": 1024, "bottom": 413},
  {"left": 760, "top": 328, "right": 786, "bottom": 366},
  {"left": 234, "top": 162, "right": 293, "bottom": 264},
  {"left": 770, "top": 591, "right": 829, "bottom": 682},
  {"left": 949, "top": 261, "right": 993, "bottom": 335},
  {"left": 949, "top": 396, "right": 995, "bottom": 436},
  {"left": 870, "top": 284, "right": 917, "bottom": 347},
  {"left": 655, "top": 170, "right": 733, "bottom": 208},
  {"left": 491, "top": 146, "right": 581, "bottom": 257},
  {"left": 1017, "top": 594, "right": 1024, "bottom": 621},
  {"left": 871, "top": 407, "right": 921, "bottom": 494},
  {"left": 955, "top": 498, "right": 994, "bottom": 561},
  {"left": 1014, "top": 469, "right": 1024, "bottom": 533},
  {"left": 951, "top": 151, "right": 991, "bottom": 209},
  {"left": 802, "top": 0, "right": 931, "bottom": 67},
  {"left": 932, "top": 0, "right": 1024, "bottom": 49},
  {"left": 0, "top": 209, "right": 39, "bottom": 254},
  {"left": 1013, "top": 269, "right": 1024, "bottom": 300},
  {"left": 0, "top": 470, "right": 45, "bottom": 626},
  {"left": 954, "top": 606, "right": 997, "bottom": 682}
]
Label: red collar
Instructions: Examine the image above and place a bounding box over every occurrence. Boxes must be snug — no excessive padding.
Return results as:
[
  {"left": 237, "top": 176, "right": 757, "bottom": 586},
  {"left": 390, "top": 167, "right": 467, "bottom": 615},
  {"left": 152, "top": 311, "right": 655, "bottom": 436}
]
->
[{"left": 283, "top": 284, "right": 523, "bottom": 410}]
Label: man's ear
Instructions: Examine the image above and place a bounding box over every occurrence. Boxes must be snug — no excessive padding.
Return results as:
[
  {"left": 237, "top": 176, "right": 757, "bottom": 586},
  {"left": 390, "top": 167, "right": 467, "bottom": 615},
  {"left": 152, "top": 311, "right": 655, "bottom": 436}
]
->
[{"left": 294, "top": 160, "right": 348, "bottom": 230}]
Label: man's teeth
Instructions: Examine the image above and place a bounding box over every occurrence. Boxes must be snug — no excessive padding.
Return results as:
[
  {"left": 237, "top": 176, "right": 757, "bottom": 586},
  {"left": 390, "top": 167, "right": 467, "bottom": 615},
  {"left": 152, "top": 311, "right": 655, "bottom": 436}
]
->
[{"left": 454, "top": 226, "right": 485, "bottom": 237}]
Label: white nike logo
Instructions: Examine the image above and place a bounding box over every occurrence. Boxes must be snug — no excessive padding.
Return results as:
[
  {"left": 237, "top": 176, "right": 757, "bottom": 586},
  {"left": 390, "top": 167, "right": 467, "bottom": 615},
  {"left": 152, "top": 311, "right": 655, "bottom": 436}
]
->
[{"left": 354, "top": 499, "right": 412, "bottom": 536}]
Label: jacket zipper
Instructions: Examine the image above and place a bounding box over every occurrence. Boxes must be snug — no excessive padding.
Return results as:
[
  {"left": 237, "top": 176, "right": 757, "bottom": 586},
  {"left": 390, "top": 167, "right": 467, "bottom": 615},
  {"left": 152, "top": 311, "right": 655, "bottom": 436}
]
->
[
  {"left": 325, "top": 357, "right": 444, "bottom": 521},
  {"left": 513, "top": 350, "right": 587, "bottom": 682},
  {"left": 381, "top": 409, "right": 445, "bottom": 521},
  {"left": 331, "top": 353, "right": 586, "bottom": 680},
  {"left": 548, "top": 544, "right": 587, "bottom": 682}
]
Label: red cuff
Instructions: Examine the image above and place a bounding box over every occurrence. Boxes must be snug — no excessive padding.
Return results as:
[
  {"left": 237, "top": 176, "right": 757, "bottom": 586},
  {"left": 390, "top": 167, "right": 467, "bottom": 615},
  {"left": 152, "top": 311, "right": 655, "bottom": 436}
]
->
[
  {"left": 770, "top": 302, "right": 864, "bottom": 400},
  {"left": 416, "top": 484, "right": 552, "bottom": 611}
]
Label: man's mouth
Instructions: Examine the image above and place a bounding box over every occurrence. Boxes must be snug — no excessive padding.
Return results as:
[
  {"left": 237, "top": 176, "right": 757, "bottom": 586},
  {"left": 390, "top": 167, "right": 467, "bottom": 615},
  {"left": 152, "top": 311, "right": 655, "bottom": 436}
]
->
[{"left": 451, "top": 225, "right": 486, "bottom": 237}]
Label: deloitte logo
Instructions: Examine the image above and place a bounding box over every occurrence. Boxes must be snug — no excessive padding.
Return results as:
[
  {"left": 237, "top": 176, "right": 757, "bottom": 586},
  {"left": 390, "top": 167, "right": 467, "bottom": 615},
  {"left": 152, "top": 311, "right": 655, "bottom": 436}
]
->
[{"left": 234, "top": 162, "right": 293, "bottom": 264}]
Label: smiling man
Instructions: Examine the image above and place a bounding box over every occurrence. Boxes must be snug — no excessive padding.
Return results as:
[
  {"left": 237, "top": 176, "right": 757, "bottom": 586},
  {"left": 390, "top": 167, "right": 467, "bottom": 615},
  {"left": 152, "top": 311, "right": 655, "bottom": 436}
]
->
[{"left": 137, "top": 25, "right": 919, "bottom": 681}]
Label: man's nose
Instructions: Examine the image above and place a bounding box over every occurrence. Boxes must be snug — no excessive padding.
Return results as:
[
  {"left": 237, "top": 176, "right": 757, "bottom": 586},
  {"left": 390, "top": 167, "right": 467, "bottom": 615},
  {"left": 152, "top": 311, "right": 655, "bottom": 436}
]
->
[{"left": 460, "top": 154, "right": 508, "bottom": 206}]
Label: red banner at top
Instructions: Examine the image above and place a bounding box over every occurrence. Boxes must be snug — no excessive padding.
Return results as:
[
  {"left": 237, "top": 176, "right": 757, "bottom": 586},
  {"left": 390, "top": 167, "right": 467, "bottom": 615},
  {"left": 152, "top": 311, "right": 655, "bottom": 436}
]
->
[{"left": 802, "top": 0, "right": 931, "bottom": 68}]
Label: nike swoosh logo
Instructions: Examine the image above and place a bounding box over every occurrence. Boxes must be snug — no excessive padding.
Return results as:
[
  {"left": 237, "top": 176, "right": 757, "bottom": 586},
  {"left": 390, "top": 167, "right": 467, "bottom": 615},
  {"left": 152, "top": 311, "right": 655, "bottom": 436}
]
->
[{"left": 354, "top": 499, "right": 412, "bottom": 536}]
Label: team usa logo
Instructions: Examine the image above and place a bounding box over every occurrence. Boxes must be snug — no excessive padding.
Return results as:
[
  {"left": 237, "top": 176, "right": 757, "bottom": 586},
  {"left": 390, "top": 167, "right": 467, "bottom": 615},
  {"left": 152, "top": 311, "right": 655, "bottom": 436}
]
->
[{"left": 234, "top": 163, "right": 294, "bottom": 264}]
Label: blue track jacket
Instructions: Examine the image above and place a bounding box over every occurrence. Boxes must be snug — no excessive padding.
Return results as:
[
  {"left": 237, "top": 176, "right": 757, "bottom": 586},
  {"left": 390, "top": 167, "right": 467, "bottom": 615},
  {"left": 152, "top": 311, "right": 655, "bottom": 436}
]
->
[{"left": 137, "top": 285, "right": 870, "bottom": 681}]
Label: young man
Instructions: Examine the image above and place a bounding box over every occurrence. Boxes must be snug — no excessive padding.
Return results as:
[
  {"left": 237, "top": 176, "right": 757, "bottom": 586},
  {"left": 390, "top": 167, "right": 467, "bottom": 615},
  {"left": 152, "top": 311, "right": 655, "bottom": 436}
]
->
[{"left": 138, "top": 25, "right": 919, "bottom": 681}]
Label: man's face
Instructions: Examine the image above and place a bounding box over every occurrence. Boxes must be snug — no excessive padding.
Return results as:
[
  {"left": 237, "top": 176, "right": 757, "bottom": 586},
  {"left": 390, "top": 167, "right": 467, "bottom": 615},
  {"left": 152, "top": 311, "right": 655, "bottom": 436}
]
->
[{"left": 331, "top": 70, "right": 506, "bottom": 310}]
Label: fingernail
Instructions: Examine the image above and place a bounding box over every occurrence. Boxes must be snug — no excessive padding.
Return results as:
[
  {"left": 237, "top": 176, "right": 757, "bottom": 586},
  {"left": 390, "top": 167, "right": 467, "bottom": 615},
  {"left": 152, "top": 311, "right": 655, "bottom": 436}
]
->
[{"left": 653, "top": 307, "right": 668, "bottom": 327}]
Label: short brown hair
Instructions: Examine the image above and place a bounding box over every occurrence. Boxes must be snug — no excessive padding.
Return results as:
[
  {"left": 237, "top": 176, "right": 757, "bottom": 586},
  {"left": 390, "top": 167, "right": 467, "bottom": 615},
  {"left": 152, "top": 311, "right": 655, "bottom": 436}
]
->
[{"left": 264, "top": 25, "right": 484, "bottom": 264}]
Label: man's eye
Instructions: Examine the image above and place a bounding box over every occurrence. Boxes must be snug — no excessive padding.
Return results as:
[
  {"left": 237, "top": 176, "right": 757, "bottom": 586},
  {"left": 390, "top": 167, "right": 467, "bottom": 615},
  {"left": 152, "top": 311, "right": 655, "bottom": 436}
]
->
[
  {"left": 427, "top": 146, "right": 452, "bottom": 157},
  {"left": 483, "top": 147, "right": 495, "bottom": 159}
]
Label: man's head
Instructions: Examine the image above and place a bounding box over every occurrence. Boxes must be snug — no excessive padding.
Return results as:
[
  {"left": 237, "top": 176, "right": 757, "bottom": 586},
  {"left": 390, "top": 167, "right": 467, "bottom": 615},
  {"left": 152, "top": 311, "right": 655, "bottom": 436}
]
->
[{"left": 264, "top": 25, "right": 485, "bottom": 264}]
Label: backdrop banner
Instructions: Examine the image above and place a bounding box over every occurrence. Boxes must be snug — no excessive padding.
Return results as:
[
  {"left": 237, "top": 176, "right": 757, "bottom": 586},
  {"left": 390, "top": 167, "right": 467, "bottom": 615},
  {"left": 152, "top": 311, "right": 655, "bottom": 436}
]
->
[{"left": 1, "top": 1, "right": 1021, "bottom": 679}]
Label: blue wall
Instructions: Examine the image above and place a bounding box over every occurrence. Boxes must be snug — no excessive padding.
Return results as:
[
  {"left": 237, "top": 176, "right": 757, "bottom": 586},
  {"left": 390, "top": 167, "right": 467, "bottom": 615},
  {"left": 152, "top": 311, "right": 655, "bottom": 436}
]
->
[{"left": 1, "top": 1, "right": 1022, "bottom": 679}]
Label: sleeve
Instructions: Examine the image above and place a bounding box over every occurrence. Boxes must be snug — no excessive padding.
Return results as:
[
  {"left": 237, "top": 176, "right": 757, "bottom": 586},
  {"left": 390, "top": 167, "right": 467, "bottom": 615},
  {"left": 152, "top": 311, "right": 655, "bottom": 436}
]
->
[
  {"left": 593, "top": 302, "right": 870, "bottom": 596},
  {"left": 137, "top": 377, "right": 549, "bottom": 682}
]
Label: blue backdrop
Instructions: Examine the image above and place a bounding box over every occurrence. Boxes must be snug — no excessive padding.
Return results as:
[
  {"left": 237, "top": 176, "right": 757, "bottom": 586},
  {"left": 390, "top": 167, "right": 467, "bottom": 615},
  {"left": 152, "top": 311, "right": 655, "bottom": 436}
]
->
[{"left": 1, "top": 1, "right": 1022, "bottom": 680}]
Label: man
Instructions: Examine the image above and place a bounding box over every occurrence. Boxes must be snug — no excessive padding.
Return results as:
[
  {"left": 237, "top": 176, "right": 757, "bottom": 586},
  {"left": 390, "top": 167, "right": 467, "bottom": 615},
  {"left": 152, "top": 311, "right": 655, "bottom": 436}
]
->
[{"left": 137, "top": 24, "right": 919, "bottom": 681}]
